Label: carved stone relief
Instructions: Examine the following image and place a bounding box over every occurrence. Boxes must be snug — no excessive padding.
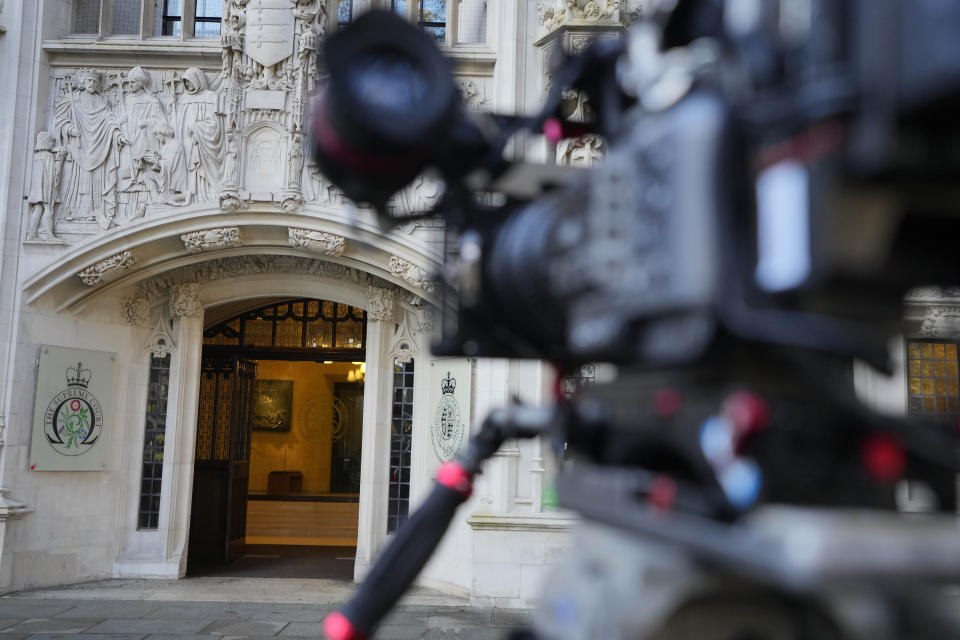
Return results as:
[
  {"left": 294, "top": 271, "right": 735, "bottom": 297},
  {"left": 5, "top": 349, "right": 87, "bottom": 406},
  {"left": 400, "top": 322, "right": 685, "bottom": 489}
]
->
[
  {"left": 367, "top": 284, "right": 396, "bottom": 322},
  {"left": 143, "top": 315, "right": 177, "bottom": 358},
  {"left": 455, "top": 78, "right": 492, "bottom": 111},
  {"left": 170, "top": 283, "right": 202, "bottom": 317},
  {"left": 919, "top": 306, "right": 960, "bottom": 339},
  {"left": 389, "top": 256, "right": 435, "bottom": 293},
  {"left": 77, "top": 250, "right": 141, "bottom": 286},
  {"left": 557, "top": 133, "right": 605, "bottom": 166},
  {"left": 120, "top": 296, "right": 152, "bottom": 326},
  {"left": 287, "top": 228, "right": 346, "bottom": 256},
  {"left": 135, "top": 255, "right": 373, "bottom": 303},
  {"left": 536, "top": 0, "right": 645, "bottom": 32},
  {"left": 181, "top": 226, "right": 242, "bottom": 254},
  {"left": 27, "top": 0, "right": 329, "bottom": 243}
]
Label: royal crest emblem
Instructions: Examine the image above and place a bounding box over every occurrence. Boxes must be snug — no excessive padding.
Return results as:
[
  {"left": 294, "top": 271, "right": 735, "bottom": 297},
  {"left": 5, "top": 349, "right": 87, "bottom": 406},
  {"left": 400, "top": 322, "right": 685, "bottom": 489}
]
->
[
  {"left": 42, "top": 361, "right": 104, "bottom": 456},
  {"left": 432, "top": 372, "right": 465, "bottom": 462},
  {"left": 243, "top": 0, "right": 296, "bottom": 68}
]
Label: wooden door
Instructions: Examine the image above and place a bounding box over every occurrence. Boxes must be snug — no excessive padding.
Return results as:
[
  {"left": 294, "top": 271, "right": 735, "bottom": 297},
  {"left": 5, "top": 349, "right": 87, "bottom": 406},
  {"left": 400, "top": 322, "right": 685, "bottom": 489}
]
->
[{"left": 188, "top": 354, "right": 257, "bottom": 569}]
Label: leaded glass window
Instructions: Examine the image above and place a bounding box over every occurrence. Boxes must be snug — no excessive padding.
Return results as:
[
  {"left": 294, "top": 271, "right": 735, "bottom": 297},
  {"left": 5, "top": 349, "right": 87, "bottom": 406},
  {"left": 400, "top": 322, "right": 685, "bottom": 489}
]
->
[
  {"left": 162, "top": 0, "right": 183, "bottom": 36},
  {"left": 203, "top": 299, "right": 366, "bottom": 355},
  {"left": 561, "top": 363, "right": 596, "bottom": 400},
  {"left": 388, "top": 359, "right": 414, "bottom": 533},
  {"left": 194, "top": 0, "right": 222, "bottom": 37},
  {"left": 138, "top": 355, "right": 171, "bottom": 529},
  {"left": 112, "top": 0, "right": 142, "bottom": 34},
  {"left": 337, "top": 0, "right": 353, "bottom": 29},
  {"left": 418, "top": 0, "right": 446, "bottom": 43},
  {"left": 73, "top": 0, "right": 101, "bottom": 33},
  {"left": 907, "top": 340, "right": 960, "bottom": 420}
]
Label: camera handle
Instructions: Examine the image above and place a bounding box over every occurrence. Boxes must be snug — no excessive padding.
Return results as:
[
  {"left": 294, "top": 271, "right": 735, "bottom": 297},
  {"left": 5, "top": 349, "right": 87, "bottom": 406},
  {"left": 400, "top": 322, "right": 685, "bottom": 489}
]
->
[{"left": 323, "top": 405, "right": 557, "bottom": 640}]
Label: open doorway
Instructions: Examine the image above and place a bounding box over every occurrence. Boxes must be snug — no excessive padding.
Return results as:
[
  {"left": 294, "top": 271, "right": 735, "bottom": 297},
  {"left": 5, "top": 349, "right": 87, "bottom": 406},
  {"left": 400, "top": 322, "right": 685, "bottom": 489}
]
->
[{"left": 186, "top": 298, "right": 367, "bottom": 579}]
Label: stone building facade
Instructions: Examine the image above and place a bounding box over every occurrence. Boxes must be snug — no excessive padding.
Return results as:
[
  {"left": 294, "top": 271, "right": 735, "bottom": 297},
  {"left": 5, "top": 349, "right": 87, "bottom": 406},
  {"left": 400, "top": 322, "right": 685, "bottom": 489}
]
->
[{"left": 0, "top": 0, "right": 652, "bottom": 604}]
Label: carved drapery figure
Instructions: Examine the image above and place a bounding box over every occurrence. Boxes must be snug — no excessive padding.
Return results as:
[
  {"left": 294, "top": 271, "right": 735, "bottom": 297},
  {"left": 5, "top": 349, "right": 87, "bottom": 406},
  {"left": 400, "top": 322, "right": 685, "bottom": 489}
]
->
[
  {"left": 145, "top": 120, "right": 188, "bottom": 204},
  {"left": 118, "top": 66, "right": 173, "bottom": 217},
  {"left": 26, "top": 132, "right": 63, "bottom": 241},
  {"left": 176, "top": 68, "right": 224, "bottom": 203},
  {"left": 53, "top": 69, "right": 129, "bottom": 229}
]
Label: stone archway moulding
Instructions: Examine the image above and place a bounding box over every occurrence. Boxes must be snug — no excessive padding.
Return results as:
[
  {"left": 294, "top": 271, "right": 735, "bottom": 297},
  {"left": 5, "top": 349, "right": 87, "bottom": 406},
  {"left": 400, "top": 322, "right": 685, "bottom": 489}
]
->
[{"left": 22, "top": 207, "right": 441, "bottom": 312}]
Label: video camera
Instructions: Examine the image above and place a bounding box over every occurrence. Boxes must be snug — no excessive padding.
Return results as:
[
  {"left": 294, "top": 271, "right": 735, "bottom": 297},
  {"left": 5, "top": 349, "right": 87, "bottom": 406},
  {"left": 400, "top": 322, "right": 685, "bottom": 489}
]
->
[{"left": 312, "top": 2, "right": 960, "bottom": 638}]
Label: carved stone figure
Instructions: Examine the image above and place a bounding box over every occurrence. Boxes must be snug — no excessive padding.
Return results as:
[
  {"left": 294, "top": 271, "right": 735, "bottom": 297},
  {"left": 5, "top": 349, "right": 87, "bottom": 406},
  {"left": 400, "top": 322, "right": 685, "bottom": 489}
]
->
[
  {"left": 367, "top": 285, "right": 395, "bottom": 322},
  {"left": 26, "top": 132, "right": 63, "bottom": 241},
  {"left": 145, "top": 120, "right": 188, "bottom": 205},
  {"left": 53, "top": 69, "right": 130, "bottom": 229},
  {"left": 170, "top": 283, "right": 202, "bottom": 317},
  {"left": 557, "top": 133, "right": 605, "bottom": 166},
  {"left": 176, "top": 68, "right": 224, "bottom": 203},
  {"left": 118, "top": 67, "right": 171, "bottom": 206}
]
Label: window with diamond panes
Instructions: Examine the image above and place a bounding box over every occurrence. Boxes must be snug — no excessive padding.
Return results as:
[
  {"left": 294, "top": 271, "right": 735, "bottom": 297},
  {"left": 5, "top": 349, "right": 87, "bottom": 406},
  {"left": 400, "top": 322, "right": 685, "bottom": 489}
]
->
[
  {"left": 388, "top": 359, "right": 414, "bottom": 533},
  {"left": 138, "top": 355, "right": 171, "bottom": 529},
  {"left": 907, "top": 340, "right": 960, "bottom": 420}
]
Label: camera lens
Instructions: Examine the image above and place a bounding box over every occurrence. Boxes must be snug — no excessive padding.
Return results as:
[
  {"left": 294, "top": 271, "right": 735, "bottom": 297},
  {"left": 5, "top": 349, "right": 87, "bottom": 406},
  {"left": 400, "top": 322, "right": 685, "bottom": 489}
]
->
[
  {"left": 346, "top": 52, "right": 430, "bottom": 121},
  {"left": 311, "top": 10, "right": 458, "bottom": 211}
]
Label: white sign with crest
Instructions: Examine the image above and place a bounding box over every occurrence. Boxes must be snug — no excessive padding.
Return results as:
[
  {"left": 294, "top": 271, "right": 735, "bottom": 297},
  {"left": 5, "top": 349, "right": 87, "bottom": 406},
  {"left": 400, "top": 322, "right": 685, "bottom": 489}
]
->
[
  {"left": 243, "top": 0, "right": 296, "bottom": 68},
  {"left": 30, "top": 346, "right": 117, "bottom": 471}
]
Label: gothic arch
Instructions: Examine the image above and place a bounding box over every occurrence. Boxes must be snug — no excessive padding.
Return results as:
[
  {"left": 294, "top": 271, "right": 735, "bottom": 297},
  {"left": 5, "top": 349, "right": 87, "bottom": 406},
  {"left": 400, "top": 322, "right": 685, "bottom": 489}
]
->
[{"left": 21, "top": 212, "right": 440, "bottom": 313}]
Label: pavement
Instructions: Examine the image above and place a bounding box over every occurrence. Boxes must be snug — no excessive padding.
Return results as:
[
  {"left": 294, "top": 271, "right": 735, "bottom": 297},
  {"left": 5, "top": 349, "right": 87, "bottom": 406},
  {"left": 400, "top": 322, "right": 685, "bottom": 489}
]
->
[{"left": 0, "top": 578, "right": 530, "bottom": 639}]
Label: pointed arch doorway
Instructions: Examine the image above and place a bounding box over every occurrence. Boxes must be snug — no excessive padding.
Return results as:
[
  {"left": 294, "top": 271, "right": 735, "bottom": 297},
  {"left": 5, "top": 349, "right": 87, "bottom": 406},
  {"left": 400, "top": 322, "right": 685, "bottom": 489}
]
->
[{"left": 186, "top": 297, "right": 368, "bottom": 579}]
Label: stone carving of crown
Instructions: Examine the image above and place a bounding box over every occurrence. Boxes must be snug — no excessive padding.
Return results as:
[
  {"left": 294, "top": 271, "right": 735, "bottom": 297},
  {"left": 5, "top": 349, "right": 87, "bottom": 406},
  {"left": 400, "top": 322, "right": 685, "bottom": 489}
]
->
[
  {"left": 66, "top": 362, "right": 92, "bottom": 388},
  {"left": 441, "top": 372, "right": 456, "bottom": 395}
]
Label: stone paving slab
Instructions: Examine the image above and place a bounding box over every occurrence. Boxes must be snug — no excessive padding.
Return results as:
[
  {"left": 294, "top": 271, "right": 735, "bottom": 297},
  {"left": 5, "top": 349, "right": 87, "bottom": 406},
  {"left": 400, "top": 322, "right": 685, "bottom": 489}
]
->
[
  {"left": 25, "top": 635, "right": 145, "bottom": 640},
  {"left": 0, "top": 620, "right": 23, "bottom": 632},
  {"left": 2, "top": 618, "right": 97, "bottom": 634},
  {"left": 199, "top": 620, "right": 289, "bottom": 636},
  {"left": 53, "top": 601, "right": 164, "bottom": 619},
  {"left": 1, "top": 578, "right": 527, "bottom": 639},
  {"left": 83, "top": 618, "right": 213, "bottom": 635}
]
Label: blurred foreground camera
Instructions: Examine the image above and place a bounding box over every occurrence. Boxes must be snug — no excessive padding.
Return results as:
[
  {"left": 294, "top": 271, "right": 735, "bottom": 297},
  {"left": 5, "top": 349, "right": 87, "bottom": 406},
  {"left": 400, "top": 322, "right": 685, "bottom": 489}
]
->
[{"left": 316, "top": 3, "right": 960, "bottom": 639}]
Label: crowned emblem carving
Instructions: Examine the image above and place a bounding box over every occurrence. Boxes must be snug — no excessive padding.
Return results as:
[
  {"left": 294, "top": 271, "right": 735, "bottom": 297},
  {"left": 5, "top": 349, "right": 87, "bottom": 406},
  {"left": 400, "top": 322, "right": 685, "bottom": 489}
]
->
[
  {"left": 77, "top": 250, "right": 140, "bottom": 286},
  {"left": 181, "top": 226, "right": 242, "bottom": 254}
]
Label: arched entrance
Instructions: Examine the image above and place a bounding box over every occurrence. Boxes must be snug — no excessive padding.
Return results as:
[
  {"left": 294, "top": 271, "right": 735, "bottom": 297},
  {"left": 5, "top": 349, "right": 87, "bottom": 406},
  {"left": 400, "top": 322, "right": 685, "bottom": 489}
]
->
[{"left": 186, "top": 297, "right": 369, "bottom": 579}]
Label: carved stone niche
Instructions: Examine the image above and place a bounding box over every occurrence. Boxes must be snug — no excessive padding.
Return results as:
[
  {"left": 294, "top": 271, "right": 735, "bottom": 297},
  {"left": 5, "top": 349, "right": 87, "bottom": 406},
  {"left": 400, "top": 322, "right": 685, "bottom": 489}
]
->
[{"left": 243, "top": 125, "right": 285, "bottom": 200}]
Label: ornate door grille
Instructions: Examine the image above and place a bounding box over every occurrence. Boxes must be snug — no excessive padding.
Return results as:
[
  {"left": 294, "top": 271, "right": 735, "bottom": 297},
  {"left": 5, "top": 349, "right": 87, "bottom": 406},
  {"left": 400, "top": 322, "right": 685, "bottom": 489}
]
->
[{"left": 203, "top": 298, "right": 366, "bottom": 360}]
